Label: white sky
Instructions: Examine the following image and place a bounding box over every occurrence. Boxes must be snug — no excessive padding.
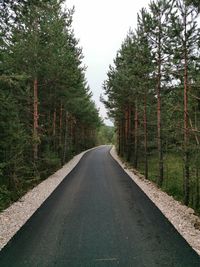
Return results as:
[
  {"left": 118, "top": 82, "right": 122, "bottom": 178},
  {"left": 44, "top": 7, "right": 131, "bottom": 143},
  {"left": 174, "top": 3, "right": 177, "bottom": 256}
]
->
[{"left": 65, "top": 0, "right": 150, "bottom": 125}]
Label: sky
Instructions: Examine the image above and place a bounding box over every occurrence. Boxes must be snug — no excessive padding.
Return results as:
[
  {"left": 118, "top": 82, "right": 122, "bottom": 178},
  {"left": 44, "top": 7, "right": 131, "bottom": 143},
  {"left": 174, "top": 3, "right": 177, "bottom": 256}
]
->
[{"left": 65, "top": 0, "right": 150, "bottom": 125}]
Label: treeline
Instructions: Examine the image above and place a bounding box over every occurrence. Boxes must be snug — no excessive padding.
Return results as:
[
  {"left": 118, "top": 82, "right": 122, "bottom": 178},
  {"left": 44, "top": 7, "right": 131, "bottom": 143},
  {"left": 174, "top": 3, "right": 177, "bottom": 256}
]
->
[
  {"left": 103, "top": 0, "right": 200, "bottom": 212},
  {"left": 97, "top": 125, "right": 115, "bottom": 145},
  {"left": 0, "top": 0, "right": 101, "bottom": 210}
]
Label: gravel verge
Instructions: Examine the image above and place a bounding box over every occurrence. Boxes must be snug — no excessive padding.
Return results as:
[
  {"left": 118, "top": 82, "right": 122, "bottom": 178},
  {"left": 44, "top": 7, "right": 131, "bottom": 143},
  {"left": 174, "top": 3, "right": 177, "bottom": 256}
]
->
[
  {"left": 110, "top": 146, "right": 200, "bottom": 256},
  {"left": 0, "top": 146, "right": 100, "bottom": 251}
]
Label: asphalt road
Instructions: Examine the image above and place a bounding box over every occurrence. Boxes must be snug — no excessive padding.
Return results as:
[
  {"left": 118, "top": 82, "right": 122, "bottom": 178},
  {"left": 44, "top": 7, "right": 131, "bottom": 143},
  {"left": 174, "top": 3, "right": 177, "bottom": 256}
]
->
[{"left": 0, "top": 146, "right": 199, "bottom": 267}]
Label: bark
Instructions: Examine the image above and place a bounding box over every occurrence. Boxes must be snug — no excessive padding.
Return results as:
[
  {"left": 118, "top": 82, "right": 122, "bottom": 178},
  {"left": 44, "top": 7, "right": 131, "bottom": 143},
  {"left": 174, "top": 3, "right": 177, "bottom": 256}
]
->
[
  {"left": 63, "top": 112, "right": 68, "bottom": 163},
  {"left": 33, "top": 11, "right": 39, "bottom": 162},
  {"left": 195, "top": 168, "right": 199, "bottom": 209},
  {"left": 144, "top": 93, "right": 148, "bottom": 180},
  {"left": 118, "top": 121, "right": 121, "bottom": 154},
  {"left": 157, "top": 27, "right": 164, "bottom": 187},
  {"left": 125, "top": 108, "right": 128, "bottom": 143},
  {"left": 127, "top": 105, "right": 131, "bottom": 161},
  {"left": 33, "top": 78, "right": 39, "bottom": 161},
  {"left": 53, "top": 108, "right": 57, "bottom": 151},
  {"left": 125, "top": 107, "right": 130, "bottom": 158},
  {"left": 59, "top": 103, "right": 63, "bottom": 147},
  {"left": 183, "top": 8, "right": 190, "bottom": 205},
  {"left": 134, "top": 100, "right": 138, "bottom": 168},
  {"left": 53, "top": 108, "right": 56, "bottom": 136},
  {"left": 121, "top": 119, "right": 125, "bottom": 157}
]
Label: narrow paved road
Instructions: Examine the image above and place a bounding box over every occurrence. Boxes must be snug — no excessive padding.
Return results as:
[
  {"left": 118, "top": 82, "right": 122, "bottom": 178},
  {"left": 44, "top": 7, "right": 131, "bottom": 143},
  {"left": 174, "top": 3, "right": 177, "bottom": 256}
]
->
[{"left": 0, "top": 146, "right": 199, "bottom": 267}]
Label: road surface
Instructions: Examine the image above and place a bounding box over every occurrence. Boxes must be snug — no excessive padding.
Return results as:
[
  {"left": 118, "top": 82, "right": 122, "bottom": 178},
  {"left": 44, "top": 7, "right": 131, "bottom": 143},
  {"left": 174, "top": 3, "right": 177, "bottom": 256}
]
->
[{"left": 0, "top": 146, "right": 199, "bottom": 266}]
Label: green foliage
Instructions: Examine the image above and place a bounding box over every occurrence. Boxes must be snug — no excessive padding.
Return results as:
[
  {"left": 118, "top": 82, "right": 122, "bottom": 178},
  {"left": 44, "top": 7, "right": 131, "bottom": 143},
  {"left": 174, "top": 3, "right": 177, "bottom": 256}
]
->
[
  {"left": 97, "top": 125, "right": 115, "bottom": 145},
  {"left": 103, "top": 0, "right": 200, "bottom": 212},
  {"left": 39, "top": 150, "right": 61, "bottom": 178},
  {"left": 0, "top": 186, "right": 12, "bottom": 212},
  {"left": 0, "top": 0, "right": 101, "bottom": 211}
]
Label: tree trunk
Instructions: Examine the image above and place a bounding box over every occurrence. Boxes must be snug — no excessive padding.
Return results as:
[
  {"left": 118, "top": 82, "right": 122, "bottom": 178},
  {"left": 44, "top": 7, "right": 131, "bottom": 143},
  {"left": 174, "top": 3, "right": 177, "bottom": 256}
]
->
[
  {"left": 134, "top": 100, "right": 138, "bottom": 168},
  {"left": 33, "top": 78, "right": 39, "bottom": 161},
  {"left": 195, "top": 168, "right": 199, "bottom": 209},
  {"left": 59, "top": 103, "right": 63, "bottom": 147},
  {"left": 53, "top": 108, "right": 56, "bottom": 136},
  {"left": 157, "top": 30, "right": 164, "bottom": 186},
  {"left": 183, "top": 9, "right": 190, "bottom": 205},
  {"left": 127, "top": 105, "right": 131, "bottom": 161},
  {"left": 118, "top": 121, "right": 121, "bottom": 155},
  {"left": 125, "top": 107, "right": 129, "bottom": 159},
  {"left": 144, "top": 93, "right": 148, "bottom": 180},
  {"left": 121, "top": 119, "right": 125, "bottom": 157},
  {"left": 53, "top": 108, "right": 57, "bottom": 151},
  {"left": 63, "top": 112, "right": 68, "bottom": 163}
]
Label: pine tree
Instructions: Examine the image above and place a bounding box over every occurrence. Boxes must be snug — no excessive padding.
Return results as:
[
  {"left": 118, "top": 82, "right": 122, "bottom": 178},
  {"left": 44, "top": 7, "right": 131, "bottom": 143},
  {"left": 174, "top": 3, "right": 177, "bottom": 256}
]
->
[
  {"left": 169, "top": 0, "right": 200, "bottom": 204},
  {"left": 0, "top": 0, "right": 101, "bottom": 210},
  {"left": 144, "top": 0, "right": 175, "bottom": 186}
]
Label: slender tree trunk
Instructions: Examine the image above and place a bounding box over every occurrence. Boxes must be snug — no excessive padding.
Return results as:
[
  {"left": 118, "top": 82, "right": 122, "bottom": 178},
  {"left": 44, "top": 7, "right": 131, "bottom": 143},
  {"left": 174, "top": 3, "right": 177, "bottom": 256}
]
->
[
  {"left": 53, "top": 108, "right": 56, "bottom": 151},
  {"left": 121, "top": 119, "right": 124, "bottom": 157},
  {"left": 63, "top": 112, "right": 68, "bottom": 163},
  {"left": 53, "top": 108, "right": 56, "bottom": 136},
  {"left": 83, "top": 126, "right": 86, "bottom": 149},
  {"left": 33, "top": 78, "right": 39, "bottom": 161},
  {"left": 183, "top": 9, "right": 190, "bottom": 205},
  {"left": 59, "top": 103, "right": 63, "bottom": 147},
  {"left": 144, "top": 93, "right": 148, "bottom": 180},
  {"left": 71, "top": 117, "right": 76, "bottom": 150},
  {"left": 125, "top": 107, "right": 129, "bottom": 158},
  {"left": 195, "top": 168, "right": 199, "bottom": 209},
  {"left": 80, "top": 124, "right": 84, "bottom": 150},
  {"left": 157, "top": 31, "right": 164, "bottom": 186},
  {"left": 33, "top": 10, "right": 39, "bottom": 162},
  {"left": 134, "top": 100, "right": 138, "bottom": 168},
  {"left": 118, "top": 121, "right": 121, "bottom": 154},
  {"left": 127, "top": 105, "right": 131, "bottom": 161}
]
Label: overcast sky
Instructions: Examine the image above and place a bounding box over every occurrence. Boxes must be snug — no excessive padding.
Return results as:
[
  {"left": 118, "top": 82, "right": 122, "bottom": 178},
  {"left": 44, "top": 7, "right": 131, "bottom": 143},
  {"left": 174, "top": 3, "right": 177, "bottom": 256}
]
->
[{"left": 65, "top": 0, "right": 150, "bottom": 125}]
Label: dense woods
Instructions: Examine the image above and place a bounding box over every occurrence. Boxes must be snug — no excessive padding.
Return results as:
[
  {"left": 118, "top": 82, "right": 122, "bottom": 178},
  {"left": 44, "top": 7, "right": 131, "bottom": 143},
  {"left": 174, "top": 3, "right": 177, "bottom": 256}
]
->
[
  {"left": 0, "top": 0, "right": 101, "bottom": 210},
  {"left": 103, "top": 0, "right": 200, "bottom": 212}
]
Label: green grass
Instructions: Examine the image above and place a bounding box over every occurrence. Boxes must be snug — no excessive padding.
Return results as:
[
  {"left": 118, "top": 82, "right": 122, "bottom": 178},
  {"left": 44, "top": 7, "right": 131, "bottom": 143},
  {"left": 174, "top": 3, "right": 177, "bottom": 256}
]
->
[
  {"left": 162, "top": 153, "right": 184, "bottom": 201},
  {"left": 138, "top": 152, "right": 184, "bottom": 201},
  {"left": 138, "top": 152, "right": 200, "bottom": 214}
]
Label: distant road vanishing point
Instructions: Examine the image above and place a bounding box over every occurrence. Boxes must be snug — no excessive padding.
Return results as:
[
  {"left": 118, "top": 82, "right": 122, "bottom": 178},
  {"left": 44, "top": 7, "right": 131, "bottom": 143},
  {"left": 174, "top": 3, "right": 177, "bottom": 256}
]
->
[{"left": 0, "top": 146, "right": 199, "bottom": 266}]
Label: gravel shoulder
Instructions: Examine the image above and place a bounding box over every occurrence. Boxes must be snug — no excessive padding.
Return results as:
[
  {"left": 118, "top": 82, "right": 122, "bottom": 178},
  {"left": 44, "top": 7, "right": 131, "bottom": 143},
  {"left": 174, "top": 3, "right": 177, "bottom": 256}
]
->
[
  {"left": 0, "top": 146, "right": 102, "bottom": 251},
  {"left": 1, "top": 144, "right": 200, "bottom": 257},
  {"left": 110, "top": 146, "right": 200, "bottom": 256},
  {"left": 1, "top": 145, "right": 199, "bottom": 267}
]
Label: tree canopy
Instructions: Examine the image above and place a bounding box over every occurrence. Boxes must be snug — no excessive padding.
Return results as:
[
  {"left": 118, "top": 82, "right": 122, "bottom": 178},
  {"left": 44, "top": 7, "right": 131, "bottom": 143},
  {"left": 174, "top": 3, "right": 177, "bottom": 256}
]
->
[
  {"left": 0, "top": 0, "right": 101, "bottom": 210},
  {"left": 103, "top": 0, "right": 200, "bottom": 212}
]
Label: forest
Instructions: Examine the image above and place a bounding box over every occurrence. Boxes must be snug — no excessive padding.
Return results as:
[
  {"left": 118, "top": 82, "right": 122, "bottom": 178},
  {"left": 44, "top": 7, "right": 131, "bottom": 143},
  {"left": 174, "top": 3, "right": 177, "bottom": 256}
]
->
[
  {"left": 1, "top": 0, "right": 200, "bottom": 216},
  {"left": 0, "top": 0, "right": 102, "bottom": 210},
  {"left": 103, "top": 0, "right": 200, "bottom": 213}
]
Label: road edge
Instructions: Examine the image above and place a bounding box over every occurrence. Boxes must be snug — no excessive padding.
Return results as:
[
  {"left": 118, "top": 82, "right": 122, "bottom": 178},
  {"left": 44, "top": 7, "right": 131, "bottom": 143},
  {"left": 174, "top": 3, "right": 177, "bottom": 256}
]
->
[
  {"left": 109, "top": 145, "right": 200, "bottom": 256},
  {"left": 0, "top": 145, "right": 103, "bottom": 251}
]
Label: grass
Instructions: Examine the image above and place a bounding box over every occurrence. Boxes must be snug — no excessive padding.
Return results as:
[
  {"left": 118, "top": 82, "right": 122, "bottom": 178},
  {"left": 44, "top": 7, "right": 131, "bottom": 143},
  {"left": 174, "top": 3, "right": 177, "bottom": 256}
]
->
[
  {"left": 137, "top": 151, "right": 200, "bottom": 214},
  {"left": 162, "top": 153, "right": 184, "bottom": 201},
  {"left": 138, "top": 152, "right": 184, "bottom": 202}
]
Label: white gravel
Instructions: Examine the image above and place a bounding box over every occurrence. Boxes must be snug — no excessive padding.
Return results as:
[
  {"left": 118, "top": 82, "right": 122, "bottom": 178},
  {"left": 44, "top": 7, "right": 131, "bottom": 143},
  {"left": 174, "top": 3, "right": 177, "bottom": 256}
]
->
[
  {"left": 110, "top": 146, "right": 200, "bottom": 256},
  {"left": 1, "top": 145, "right": 200, "bottom": 256},
  {"left": 0, "top": 146, "right": 99, "bottom": 251}
]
